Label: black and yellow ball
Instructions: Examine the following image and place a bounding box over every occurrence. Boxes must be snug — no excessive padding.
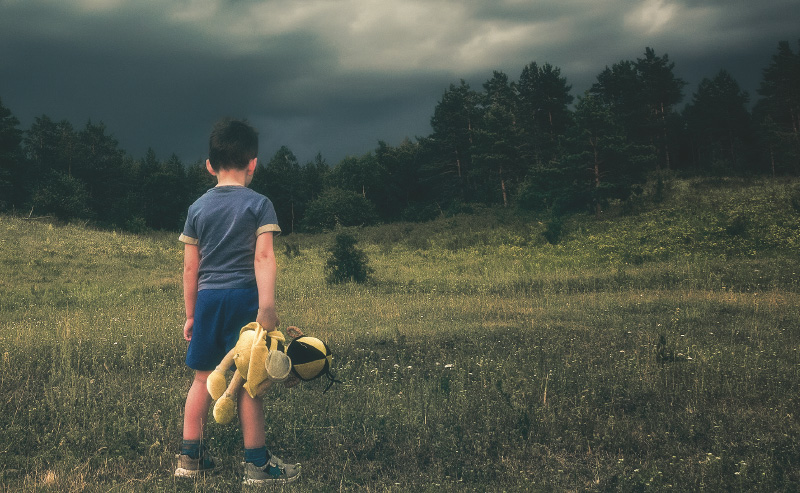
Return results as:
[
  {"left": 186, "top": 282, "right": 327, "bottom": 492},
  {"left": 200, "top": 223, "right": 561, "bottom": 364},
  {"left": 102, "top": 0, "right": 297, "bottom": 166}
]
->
[{"left": 286, "top": 336, "right": 332, "bottom": 381}]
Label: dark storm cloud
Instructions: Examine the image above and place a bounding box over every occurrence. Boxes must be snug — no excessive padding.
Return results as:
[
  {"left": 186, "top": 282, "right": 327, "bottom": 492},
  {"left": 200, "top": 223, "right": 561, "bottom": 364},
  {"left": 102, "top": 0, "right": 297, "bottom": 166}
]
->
[
  {"left": 1, "top": 0, "right": 798, "bottom": 164},
  {"left": 0, "top": 0, "right": 340, "bottom": 162}
]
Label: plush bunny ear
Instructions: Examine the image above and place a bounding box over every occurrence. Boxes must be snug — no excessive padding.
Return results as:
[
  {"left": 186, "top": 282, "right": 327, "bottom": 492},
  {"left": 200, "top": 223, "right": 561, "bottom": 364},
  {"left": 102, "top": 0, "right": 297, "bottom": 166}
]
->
[
  {"left": 244, "top": 328, "right": 270, "bottom": 398},
  {"left": 240, "top": 321, "right": 261, "bottom": 335},
  {"left": 233, "top": 329, "right": 257, "bottom": 376}
]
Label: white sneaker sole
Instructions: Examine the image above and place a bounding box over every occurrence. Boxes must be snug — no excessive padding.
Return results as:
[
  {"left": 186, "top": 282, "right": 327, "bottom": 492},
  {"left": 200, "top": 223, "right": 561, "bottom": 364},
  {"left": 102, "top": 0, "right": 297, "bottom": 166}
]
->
[
  {"left": 174, "top": 454, "right": 217, "bottom": 478},
  {"left": 242, "top": 470, "right": 301, "bottom": 485},
  {"left": 174, "top": 467, "right": 207, "bottom": 478}
]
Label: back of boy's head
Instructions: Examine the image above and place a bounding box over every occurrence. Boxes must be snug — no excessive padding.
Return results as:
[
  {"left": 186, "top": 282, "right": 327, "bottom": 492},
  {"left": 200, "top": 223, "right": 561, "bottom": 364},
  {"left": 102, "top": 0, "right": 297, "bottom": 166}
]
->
[{"left": 208, "top": 118, "right": 259, "bottom": 171}]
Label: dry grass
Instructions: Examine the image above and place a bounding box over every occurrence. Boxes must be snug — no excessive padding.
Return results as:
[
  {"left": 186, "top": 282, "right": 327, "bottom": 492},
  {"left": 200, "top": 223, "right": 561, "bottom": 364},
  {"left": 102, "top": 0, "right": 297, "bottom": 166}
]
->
[{"left": 1, "top": 177, "right": 799, "bottom": 491}]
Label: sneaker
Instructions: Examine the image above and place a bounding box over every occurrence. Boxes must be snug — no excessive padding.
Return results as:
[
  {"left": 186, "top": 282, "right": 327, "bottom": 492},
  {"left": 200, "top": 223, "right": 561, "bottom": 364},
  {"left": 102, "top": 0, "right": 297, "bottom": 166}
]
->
[
  {"left": 174, "top": 447, "right": 217, "bottom": 478},
  {"left": 242, "top": 455, "right": 301, "bottom": 485}
]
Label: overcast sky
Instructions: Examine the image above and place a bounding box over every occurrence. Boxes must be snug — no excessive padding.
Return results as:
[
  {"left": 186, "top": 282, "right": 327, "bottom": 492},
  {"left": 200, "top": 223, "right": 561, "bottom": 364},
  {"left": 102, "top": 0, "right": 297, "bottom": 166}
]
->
[{"left": 1, "top": 0, "right": 798, "bottom": 165}]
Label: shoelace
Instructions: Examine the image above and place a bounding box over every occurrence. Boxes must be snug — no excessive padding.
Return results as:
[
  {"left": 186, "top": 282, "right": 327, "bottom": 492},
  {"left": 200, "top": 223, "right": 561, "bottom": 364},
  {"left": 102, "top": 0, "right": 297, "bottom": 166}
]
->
[
  {"left": 323, "top": 370, "right": 343, "bottom": 393},
  {"left": 267, "top": 457, "right": 286, "bottom": 477}
]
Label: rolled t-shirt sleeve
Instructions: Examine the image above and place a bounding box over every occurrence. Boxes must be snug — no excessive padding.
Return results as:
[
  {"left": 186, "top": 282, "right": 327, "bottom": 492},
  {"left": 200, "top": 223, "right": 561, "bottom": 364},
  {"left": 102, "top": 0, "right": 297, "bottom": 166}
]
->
[
  {"left": 179, "top": 233, "right": 199, "bottom": 245},
  {"left": 179, "top": 207, "right": 200, "bottom": 245},
  {"left": 256, "top": 198, "right": 281, "bottom": 237}
]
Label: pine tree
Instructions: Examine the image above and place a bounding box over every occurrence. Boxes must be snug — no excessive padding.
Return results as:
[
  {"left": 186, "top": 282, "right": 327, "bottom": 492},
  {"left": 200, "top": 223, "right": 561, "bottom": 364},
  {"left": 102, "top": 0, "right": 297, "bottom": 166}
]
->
[
  {"left": 591, "top": 48, "right": 684, "bottom": 171},
  {"left": 0, "top": 98, "right": 23, "bottom": 210},
  {"left": 684, "top": 70, "right": 753, "bottom": 173},
  {"left": 472, "top": 71, "right": 524, "bottom": 207},
  {"left": 427, "top": 80, "right": 481, "bottom": 204},
  {"left": 563, "top": 93, "right": 653, "bottom": 216},
  {"left": 754, "top": 40, "right": 800, "bottom": 174},
  {"left": 516, "top": 62, "right": 574, "bottom": 166}
]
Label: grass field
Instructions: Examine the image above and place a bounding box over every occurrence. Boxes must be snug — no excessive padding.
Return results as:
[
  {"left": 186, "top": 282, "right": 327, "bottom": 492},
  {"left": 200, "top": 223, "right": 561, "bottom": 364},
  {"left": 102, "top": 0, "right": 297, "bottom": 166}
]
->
[{"left": 1, "top": 177, "right": 799, "bottom": 491}]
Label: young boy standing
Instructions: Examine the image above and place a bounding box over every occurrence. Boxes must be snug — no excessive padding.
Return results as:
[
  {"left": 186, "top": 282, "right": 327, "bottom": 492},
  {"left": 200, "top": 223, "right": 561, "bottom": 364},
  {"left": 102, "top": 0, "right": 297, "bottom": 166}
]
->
[{"left": 174, "top": 118, "right": 300, "bottom": 485}]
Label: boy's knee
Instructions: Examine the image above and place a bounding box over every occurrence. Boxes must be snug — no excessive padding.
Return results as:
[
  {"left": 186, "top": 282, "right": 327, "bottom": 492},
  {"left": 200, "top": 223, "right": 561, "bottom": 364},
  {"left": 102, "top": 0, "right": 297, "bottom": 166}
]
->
[{"left": 193, "top": 370, "right": 212, "bottom": 384}]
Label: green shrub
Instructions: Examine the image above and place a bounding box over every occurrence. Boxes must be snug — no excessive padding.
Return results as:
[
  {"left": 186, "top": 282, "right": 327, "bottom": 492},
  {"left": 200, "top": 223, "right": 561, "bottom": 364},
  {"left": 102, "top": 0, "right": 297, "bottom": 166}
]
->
[
  {"left": 302, "top": 187, "right": 378, "bottom": 232},
  {"left": 725, "top": 214, "right": 749, "bottom": 237},
  {"left": 325, "top": 232, "right": 372, "bottom": 284},
  {"left": 789, "top": 185, "right": 800, "bottom": 214},
  {"left": 542, "top": 216, "right": 564, "bottom": 245},
  {"left": 31, "top": 170, "right": 92, "bottom": 221},
  {"left": 283, "top": 239, "right": 301, "bottom": 259}
]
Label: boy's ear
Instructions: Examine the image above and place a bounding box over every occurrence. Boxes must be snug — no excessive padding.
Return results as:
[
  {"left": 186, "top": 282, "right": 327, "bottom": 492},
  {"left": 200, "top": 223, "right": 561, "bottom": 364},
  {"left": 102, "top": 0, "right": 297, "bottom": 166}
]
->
[
  {"left": 248, "top": 158, "right": 257, "bottom": 175},
  {"left": 206, "top": 159, "right": 217, "bottom": 176}
]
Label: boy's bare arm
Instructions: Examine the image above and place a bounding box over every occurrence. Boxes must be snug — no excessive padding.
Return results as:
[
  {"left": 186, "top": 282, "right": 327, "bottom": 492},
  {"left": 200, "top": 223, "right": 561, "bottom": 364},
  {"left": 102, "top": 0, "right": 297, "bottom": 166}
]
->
[
  {"left": 254, "top": 232, "right": 279, "bottom": 330},
  {"left": 183, "top": 243, "right": 200, "bottom": 341}
]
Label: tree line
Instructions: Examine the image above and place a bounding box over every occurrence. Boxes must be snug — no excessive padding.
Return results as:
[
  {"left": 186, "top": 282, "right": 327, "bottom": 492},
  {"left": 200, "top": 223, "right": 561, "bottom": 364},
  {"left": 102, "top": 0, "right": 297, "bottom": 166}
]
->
[{"left": 0, "top": 41, "right": 798, "bottom": 233}]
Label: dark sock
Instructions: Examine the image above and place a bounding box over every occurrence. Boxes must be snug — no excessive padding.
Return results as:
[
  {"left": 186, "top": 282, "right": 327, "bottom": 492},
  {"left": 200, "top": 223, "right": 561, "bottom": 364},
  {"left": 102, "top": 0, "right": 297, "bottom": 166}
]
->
[
  {"left": 244, "top": 446, "right": 269, "bottom": 468},
  {"left": 181, "top": 439, "right": 201, "bottom": 459}
]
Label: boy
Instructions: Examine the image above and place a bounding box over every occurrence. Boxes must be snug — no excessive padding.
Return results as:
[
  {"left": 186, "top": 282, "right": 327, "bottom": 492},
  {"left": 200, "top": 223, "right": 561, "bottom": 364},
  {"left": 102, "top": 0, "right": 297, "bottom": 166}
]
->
[{"left": 174, "top": 118, "right": 300, "bottom": 485}]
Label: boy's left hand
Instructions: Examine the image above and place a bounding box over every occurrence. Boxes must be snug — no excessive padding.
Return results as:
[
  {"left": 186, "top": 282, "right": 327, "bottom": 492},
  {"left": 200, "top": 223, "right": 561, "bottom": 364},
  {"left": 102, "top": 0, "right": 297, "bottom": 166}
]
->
[{"left": 183, "top": 318, "right": 194, "bottom": 341}]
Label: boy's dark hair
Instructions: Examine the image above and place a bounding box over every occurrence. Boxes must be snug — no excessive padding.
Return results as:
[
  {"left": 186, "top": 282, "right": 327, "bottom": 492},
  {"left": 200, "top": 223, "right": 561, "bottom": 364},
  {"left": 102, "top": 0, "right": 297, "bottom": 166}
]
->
[{"left": 208, "top": 118, "right": 259, "bottom": 171}]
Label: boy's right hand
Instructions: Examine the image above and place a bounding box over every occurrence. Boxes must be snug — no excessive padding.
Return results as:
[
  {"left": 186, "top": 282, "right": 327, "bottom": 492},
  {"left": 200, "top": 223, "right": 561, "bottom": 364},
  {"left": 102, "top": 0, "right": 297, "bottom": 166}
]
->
[
  {"left": 183, "top": 318, "right": 194, "bottom": 341},
  {"left": 257, "top": 308, "right": 280, "bottom": 331}
]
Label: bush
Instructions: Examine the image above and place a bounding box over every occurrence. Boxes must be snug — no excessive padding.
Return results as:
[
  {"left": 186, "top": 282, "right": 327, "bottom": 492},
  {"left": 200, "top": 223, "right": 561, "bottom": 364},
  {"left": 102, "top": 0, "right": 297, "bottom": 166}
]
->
[
  {"left": 302, "top": 187, "right": 378, "bottom": 232},
  {"left": 325, "top": 232, "right": 372, "bottom": 284},
  {"left": 725, "top": 214, "right": 749, "bottom": 237},
  {"left": 283, "top": 240, "right": 301, "bottom": 259},
  {"left": 31, "top": 170, "right": 92, "bottom": 221},
  {"left": 789, "top": 185, "right": 800, "bottom": 214},
  {"left": 542, "top": 217, "right": 564, "bottom": 245}
]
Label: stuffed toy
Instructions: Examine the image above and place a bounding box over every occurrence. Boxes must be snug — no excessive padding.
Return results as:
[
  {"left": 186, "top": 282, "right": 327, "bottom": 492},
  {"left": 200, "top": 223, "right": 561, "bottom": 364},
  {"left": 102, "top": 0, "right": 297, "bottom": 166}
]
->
[
  {"left": 206, "top": 322, "right": 294, "bottom": 424},
  {"left": 206, "top": 324, "right": 340, "bottom": 424}
]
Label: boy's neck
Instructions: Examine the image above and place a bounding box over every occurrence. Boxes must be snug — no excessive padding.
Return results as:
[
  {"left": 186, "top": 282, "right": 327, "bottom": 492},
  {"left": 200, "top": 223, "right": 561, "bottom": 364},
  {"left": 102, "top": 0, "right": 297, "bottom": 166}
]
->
[
  {"left": 206, "top": 158, "right": 256, "bottom": 187},
  {"left": 214, "top": 168, "right": 249, "bottom": 187}
]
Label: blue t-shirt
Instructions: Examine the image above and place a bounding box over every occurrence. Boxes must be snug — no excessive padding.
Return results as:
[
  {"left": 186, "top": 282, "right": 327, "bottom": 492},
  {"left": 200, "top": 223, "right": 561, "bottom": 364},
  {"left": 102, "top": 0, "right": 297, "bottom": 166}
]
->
[{"left": 179, "top": 186, "right": 280, "bottom": 290}]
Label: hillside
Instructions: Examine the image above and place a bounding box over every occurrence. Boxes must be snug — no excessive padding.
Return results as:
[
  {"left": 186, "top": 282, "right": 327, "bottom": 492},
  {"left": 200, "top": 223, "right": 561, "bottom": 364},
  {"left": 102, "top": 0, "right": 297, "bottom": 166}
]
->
[{"left": 1, "top": 176, "right": 799, "bottom": 491}]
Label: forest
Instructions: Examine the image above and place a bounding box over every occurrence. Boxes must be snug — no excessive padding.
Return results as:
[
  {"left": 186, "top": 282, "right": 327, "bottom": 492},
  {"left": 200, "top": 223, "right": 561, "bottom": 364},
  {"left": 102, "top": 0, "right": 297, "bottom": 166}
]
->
[{"left": 0, "top": 41, "right": 798, "bottom": 234}]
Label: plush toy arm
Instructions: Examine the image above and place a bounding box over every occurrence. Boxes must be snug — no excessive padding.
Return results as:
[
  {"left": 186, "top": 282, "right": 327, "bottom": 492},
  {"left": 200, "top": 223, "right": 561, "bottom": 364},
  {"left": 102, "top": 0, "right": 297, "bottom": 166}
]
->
[
  {"left": 207, "top": 348, "right": 236, "bottom": 400},
  {"left": 254, "top": 378, "right": 274, "bottom": 396},
  {"left": 286, "top": 326, "right": 304, "bottom": 339},
  {"left": 213, "top": 370, "right": 245, "bottom": 424}
]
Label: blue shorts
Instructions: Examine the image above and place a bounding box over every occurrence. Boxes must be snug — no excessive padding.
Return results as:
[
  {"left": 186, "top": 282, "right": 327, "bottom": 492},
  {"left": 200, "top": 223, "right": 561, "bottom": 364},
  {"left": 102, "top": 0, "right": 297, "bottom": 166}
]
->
[{"left": 186, "top": 287, "right": 258, "bottom": 371}]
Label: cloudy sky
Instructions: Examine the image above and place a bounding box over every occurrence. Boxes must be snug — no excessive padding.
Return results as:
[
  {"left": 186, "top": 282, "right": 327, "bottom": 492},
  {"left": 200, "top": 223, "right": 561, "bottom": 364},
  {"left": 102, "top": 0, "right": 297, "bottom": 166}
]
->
[{"left": 1, "top": 0, "right": 798, "bottom": 165}]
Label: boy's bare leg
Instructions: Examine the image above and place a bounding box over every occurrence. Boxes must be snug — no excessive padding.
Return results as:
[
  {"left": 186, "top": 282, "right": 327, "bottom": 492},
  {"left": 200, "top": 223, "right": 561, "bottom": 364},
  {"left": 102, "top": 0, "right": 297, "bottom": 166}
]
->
[
  {"left": 183, "top": 370, "right": 212, "bottom": 441},
  {"left": 239, "top": 390, "right": 266, "bottom": 449}
]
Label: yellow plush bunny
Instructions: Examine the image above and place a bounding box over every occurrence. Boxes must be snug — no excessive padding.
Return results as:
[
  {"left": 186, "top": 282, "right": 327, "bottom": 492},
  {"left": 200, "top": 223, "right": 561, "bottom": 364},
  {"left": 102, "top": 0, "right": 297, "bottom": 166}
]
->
[{"left": 206, "top": 322, "right": 293, "bottom": 424}]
